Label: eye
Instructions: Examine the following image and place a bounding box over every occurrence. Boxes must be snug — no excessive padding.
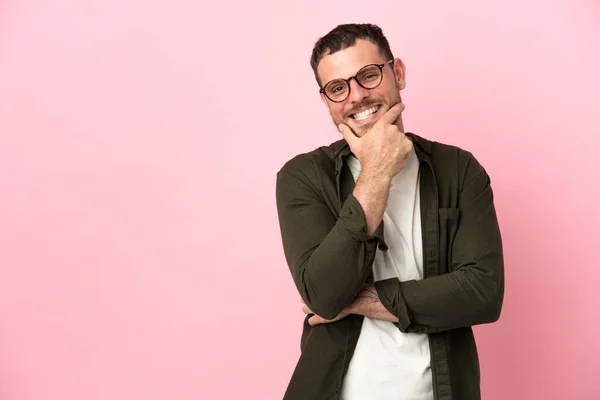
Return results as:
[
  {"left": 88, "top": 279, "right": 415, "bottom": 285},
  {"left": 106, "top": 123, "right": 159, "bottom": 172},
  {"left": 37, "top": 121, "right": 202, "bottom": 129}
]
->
[
  {"left": 325, "top": 82, "right": 348, "bottom": 96},
  {"left": 361, "top": 70, "right": 381, "bottom": 82}
]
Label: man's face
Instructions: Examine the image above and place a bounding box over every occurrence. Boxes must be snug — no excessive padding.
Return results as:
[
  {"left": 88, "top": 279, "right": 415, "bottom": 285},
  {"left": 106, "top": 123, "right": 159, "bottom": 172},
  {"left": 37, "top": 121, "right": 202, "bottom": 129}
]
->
[{"left": 317, "top": 39, "right": 406, "bottom": 137}]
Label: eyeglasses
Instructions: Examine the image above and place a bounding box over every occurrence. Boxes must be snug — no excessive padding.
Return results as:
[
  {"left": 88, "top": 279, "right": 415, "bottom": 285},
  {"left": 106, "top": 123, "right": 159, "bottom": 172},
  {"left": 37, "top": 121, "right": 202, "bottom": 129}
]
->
[{"left": 320, "top": 60, "right": 394, "bottom": 103}]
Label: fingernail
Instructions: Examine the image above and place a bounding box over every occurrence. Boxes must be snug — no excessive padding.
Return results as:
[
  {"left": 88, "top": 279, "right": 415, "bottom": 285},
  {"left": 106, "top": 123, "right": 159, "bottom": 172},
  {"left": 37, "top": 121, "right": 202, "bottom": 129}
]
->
[{"left": 338, "top": 124, "right": 343, "bottom": 133}]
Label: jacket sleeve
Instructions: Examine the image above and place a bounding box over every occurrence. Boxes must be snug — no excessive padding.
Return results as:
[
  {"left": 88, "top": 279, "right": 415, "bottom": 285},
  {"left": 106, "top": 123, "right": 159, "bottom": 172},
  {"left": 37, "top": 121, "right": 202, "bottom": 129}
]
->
[
  {"left": 276, "top": 166, "right": 380, "bottom": 320},
  {"left": 375, "top": 154, "right": 504, "bottom": 333}
]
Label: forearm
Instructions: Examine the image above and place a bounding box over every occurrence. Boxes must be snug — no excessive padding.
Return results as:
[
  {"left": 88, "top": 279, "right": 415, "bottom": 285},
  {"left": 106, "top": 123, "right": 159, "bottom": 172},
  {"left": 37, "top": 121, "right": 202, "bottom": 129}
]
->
[
  {"left": 375, "top": 264, "right": 503, "bottom": 334},
  {"left": 292, "top": 218, "right": 377, "bottom": 319},
  {"left": 375, "top": 167, "right": 504, "bottom": 334},
  {"left": 349, "top": 285, "right": 399, "bottom": 323},
  {"left": 353, "top": 170, "right": 392, "bottom": 235},
  {"left": 277, "top": 171, "right": 381, "bottom": 320}
]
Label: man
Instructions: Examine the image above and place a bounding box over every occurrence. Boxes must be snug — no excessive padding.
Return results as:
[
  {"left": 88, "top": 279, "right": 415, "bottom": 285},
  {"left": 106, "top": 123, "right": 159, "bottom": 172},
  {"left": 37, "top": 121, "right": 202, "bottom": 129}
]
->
[{"left": 275, "top": 23, "right": 504, "bottom": 400}]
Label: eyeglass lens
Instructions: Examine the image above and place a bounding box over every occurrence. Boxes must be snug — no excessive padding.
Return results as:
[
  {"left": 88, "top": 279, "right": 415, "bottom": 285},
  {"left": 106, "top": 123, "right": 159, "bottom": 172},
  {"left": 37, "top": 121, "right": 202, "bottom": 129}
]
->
[{"left": 323, "top": 65, "right": 383, "bottom": 102}]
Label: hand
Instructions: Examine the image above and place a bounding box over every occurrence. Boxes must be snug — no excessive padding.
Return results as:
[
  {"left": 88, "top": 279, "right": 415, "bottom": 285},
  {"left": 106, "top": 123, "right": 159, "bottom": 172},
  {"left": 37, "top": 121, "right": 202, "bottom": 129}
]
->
[
  {"left": 350, "top": 285, "right": 399, "bottom": 323},
  {"left": 302, "top": 303, "right": 351, "bottom": 326},
  {"left": 338, "top": 103, "right": 413, "bottom": 180}
]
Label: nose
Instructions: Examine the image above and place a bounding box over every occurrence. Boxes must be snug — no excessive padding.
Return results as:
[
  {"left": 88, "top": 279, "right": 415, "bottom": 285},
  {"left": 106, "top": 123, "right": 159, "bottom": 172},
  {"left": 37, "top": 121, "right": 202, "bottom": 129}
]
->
[{"left": 346, "top": 78, "right": 371, "bottom": 104}]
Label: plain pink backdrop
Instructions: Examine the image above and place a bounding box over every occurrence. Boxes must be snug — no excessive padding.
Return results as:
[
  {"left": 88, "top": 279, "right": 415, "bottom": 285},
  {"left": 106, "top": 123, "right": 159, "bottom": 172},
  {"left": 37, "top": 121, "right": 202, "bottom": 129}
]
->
[{"left": 1, "top": 0, "right": 599, "bottom": 399}]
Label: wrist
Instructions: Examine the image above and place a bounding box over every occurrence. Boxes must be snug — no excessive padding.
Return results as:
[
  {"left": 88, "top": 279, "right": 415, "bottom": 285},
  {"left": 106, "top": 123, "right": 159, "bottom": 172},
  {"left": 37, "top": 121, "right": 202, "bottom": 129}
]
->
[
  {"left": 349, "top": 286, "right": 379, "bottom": 316},
  {"left": 359, "top": 168, "right": 393, "bottom": 186},
  {"left": 347, "top": 298, "right": 361, "bottom": 316}
]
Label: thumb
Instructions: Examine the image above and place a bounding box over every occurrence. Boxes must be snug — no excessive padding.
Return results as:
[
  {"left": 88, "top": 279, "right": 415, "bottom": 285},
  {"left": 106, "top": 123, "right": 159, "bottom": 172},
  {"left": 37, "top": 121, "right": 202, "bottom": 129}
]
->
[{"left": 338, "top": 123, "right": 358, "bottom": 147}]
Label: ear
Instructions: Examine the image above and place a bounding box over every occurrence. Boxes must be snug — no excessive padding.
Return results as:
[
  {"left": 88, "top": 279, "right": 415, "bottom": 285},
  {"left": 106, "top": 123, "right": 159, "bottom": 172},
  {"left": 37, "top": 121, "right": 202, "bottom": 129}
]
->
[{"left": 392, "top": 58, "right": 406, "bottom": 90}]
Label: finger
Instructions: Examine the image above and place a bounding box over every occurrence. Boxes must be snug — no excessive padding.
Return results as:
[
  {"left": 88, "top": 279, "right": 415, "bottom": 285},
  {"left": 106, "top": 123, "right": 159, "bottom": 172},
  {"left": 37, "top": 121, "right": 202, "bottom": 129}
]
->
[
  {"left": 377, "top": 102, "right": 405, "bottom": 126},
  {"left": 338, "top": 123, "right": 358, "bottom": 147},
  {"left": 308, "top": 315, "right": 322, "bottom": 326},
  {"left": 302, "top": 304, "right": 313, "bottom": 314}
]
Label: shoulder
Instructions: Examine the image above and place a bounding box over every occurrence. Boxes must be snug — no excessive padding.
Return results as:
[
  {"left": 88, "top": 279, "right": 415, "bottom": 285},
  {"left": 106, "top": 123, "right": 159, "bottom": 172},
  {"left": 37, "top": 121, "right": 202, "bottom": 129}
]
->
[
  {"left": 409, "top": 133, "right": 491, "bottom": 200},
  {"left": 276, "top": 139, "right": 343, "bottom": 181},
  {"left": 411, "top": 133, "right": 486, "bottom": 177}
]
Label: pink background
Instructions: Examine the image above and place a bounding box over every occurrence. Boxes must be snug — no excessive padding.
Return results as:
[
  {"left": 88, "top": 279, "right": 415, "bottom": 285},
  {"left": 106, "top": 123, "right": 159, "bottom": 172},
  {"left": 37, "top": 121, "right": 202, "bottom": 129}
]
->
[{"left": 1, "top": 1, "right": 599, "bottom": 399}]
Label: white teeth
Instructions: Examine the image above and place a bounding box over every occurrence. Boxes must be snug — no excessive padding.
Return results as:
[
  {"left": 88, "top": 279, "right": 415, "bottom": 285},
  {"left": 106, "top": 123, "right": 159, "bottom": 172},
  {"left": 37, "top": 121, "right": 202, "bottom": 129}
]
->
[{"left": 353, "top": 106, "right": 379, "bottom": 121}]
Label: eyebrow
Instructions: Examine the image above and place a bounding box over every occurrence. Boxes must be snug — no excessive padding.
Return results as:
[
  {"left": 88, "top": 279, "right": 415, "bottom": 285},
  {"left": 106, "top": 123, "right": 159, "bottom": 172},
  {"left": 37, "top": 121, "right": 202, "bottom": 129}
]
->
[{"left": 323, "top": 61, "right": 386, "bottom": 85}]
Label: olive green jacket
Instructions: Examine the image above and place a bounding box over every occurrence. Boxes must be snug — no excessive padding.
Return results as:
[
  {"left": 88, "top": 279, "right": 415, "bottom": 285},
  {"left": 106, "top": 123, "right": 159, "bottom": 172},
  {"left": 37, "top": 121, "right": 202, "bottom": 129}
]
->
[{"left": 275, "top": 133, "right": 504, "bottom": 400}]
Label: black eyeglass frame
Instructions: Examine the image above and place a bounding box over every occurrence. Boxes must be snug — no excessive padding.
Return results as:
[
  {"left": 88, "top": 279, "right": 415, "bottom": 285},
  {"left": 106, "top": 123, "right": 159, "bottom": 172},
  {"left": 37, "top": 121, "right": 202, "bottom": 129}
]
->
[{"left": 319, "top": 59, "right": 395, "bottom": 103}]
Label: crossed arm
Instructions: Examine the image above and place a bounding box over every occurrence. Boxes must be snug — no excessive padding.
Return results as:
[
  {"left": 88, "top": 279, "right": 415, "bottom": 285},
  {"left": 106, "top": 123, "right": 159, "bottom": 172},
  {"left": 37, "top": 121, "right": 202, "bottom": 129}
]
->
[
  {"left": 299, "top": 163, "right": 400, "bottom": 326},
  {"left": 302, "top": 284, "right": 398, "bottom": 326},
  {"left": 276, "top": 152, "right": 504, "bottom": 333}
]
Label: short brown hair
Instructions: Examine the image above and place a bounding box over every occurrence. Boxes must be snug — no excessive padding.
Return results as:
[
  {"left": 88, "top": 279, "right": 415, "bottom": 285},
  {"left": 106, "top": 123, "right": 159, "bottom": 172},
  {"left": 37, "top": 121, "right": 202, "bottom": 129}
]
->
[{"left": 310, "top": 23, "right": 394, "bottom": 87}]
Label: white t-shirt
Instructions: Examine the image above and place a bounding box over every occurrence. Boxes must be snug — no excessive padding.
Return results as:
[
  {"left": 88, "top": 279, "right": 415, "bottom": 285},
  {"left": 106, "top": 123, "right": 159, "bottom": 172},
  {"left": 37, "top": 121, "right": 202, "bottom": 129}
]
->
[{"left": 340, "top": 149, "right": 434, "bottom": 400}]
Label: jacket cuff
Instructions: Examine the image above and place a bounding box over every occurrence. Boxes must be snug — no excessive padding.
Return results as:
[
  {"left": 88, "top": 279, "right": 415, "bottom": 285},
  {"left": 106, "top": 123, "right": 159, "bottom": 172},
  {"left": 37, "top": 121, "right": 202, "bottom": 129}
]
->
[
  {"left": 375, "top": 278, "right": 412, "bottom": 332},
  {"left": 338, "top": 193, "right": 375, "bottom": 241},
  {"left": 339, "top": 194, "right": 387, "bottom": 250}
]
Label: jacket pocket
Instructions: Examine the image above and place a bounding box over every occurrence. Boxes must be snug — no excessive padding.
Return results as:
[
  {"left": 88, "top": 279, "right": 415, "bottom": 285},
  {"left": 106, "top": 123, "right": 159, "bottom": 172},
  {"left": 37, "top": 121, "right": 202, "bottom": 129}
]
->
[{"left": 438, "top": 208, "right": 460, "bottom": 273}]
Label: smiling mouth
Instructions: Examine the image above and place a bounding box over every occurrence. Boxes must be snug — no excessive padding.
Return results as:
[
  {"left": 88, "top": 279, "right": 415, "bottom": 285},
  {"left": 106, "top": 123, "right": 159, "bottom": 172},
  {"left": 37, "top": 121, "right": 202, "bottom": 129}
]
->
[{"left": 351, "top": 105, "right": 381, "bottom": 121}]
